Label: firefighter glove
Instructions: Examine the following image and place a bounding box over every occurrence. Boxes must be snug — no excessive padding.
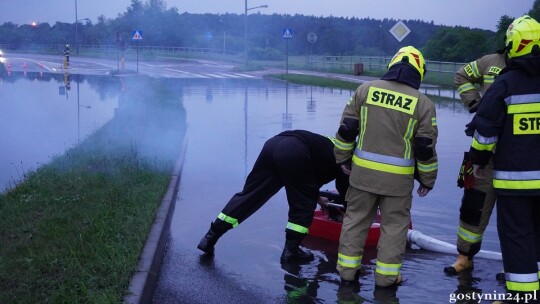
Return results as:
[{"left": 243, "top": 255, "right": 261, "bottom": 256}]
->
[{"left": 457, "top": 152, "right": 474, "bottom": 189}]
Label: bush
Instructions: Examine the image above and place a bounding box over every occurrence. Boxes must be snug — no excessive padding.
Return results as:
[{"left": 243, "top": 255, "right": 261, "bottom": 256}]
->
[{"left": 249, "top": 47, "right": 283, "bottom": 60}]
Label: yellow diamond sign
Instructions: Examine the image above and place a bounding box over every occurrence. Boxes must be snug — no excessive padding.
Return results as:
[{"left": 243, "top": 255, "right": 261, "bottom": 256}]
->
[{"left": 389, "top": 20, "right": 411, "bottom": 42}]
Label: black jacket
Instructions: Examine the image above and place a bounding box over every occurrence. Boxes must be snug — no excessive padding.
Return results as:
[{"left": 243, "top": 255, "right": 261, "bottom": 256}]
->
[
  {"left": 469, "top": 55, "right": 540, "bottom": 196},
  {"left": 279, "top": 130, "right": 349, "bottom": 199}
]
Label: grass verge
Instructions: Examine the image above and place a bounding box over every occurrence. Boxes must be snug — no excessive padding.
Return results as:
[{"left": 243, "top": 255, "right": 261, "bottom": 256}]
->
[
  {"left": 270, "top": 73, "right": 360, "bottom": 91},
  {"left": 0, "top": 148, "right": 170, "bottom": 303},
  {"left": 0, "top": 77, "right": 186, "bottom": 303},
  {"left": 269, "top": 73, "right": 459, "bottom": 104}
]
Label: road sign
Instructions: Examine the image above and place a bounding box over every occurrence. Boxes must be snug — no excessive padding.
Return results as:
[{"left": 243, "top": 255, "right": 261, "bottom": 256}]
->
[
  {"left": 307, "top": 32, "right": 317, "bottom": 44},
  {"left": 132, "top": 30, "right": 143, "bottom": 40},
  {"left": 282, "top": 28, "right": 293, "bottom": 39},
  {"left": 389, "top": 20, "right": 410, "bottom": 42}
]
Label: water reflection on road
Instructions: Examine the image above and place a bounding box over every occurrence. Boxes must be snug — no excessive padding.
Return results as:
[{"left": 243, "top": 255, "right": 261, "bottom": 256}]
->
[
  {"left": 0, "top": 72, "right": 118, "bottom": 192},
  {"left": 153, "top": 78, "right": 504, "bottom": 304}
]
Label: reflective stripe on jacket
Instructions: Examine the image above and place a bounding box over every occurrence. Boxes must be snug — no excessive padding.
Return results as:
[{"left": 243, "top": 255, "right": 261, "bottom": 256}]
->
[
  {"left": 469, "top": 66, "right": 540, "bottom": 195},
  {"left": 335, "top": 79, "right": 438, "bottom": 196},
  {"left": 454, "top": 53, "right": 506, "bottom": 111}
]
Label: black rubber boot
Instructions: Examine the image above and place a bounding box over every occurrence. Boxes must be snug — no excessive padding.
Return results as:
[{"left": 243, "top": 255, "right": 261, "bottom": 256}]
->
[
  {"left": 280, "top": 231, "right": 314, "bottom": 263},
  {"left": 197, "top": 221, "right": 230, "bottom": 254}
]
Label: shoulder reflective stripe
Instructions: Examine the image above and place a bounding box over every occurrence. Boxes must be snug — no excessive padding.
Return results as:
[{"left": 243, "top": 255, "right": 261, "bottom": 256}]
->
[
  {"left": 218, "top": 212, "right": 239, "bottom": 227},
  {"left": 347, "top": 96, "right": 353, "bottom": 106},
  {"left": 471, "top": 137, "right": 495, "bottom": 152},
  {"left": 375, "top": 260, "right": 401, "bottom": 276},
  {"left": 356, "top": 150, "right": 415, "bottom": 167},
  {"left": 337, "top": 253, "right": 362, "bottom": 268},
  {"left": 417, "top": 162, "right": 438, "bottom": 172},
  {"left": 505, "top": 94, "right": 540, "bottom": 106},
  {"left": 484, "top": 75, "right": 495, "bottom": 84},
  {"left": 457, "top": 83, "right": 475, "bottom": 94},
  {"left": 403, "top": 118, "right": 417, "bottom": 159},
  {"left": 358, "top": 106, "right": 368, "bottom": 150},
  {"left": 431, "top": 117, "right": 437, "bottom": 126},
  {"left": 471, "top": 61, "right": 480, "bottom": 78},
  {"left": 513, "top": 113, "right": 540, "bottom": 134},
  {"left": 286, "top": 222, "right": 309, "bottom": 234},
  {"left": 458, "top": 226, "right": 482, "bottom": 243},
  {"left": 366, "top": 86, "right": 418, "bottom": 115},
  {"left": 328, "top": 136, "right": 354, "bottom": 151}
]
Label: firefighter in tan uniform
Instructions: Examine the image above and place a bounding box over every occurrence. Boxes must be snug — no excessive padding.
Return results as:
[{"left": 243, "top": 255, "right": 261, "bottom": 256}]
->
[
  {"left": 444, "top": 42, "right": 507, "bottom": 276},
  {"left": 333, "top": 46, "right": 438, "bottom": 288}
]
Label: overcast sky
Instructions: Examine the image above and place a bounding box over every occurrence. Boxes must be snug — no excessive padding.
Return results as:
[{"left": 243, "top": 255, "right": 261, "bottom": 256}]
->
[{"left": 0, "top": 0, "right": 534, "bottom": 31}]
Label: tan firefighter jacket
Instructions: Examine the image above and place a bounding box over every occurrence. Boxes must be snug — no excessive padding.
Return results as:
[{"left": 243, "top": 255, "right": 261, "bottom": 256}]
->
[
  {"left": 334, "top": 80, "right": 438, "bottom": 196},
  {"left": 454, "top": 53, "right": 506, "bottom": 112}
]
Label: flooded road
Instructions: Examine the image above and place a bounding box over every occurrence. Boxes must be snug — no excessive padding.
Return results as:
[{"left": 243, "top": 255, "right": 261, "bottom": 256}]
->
[
  {"left": 0, "top": 67, "right": 503, "bottom": 303},
  {"left": 152, "top": 78, "right": 504, "bottom": 304},
  {"left": 0, "top": 73, "right": 118, "bottom": 192}
]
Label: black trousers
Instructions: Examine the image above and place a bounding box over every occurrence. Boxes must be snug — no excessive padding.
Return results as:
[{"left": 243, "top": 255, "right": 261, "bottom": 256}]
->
[
  {"left": 497, "top": 195, "right": 540, "bottom": 295},
  {"left": 220, "top": 135, "right": 319, "bottom": 230}
]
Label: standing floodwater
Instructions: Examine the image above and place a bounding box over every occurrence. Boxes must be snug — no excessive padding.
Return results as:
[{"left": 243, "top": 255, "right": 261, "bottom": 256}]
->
[
  {"left": 0, "top": 73, "right": 118, "bottom": 192},
  {"left": 0, "top": 71, "right": 503, "bottom": 303},
  {"left": 153, "top": 78, "right": 504, "bottom": 304}
]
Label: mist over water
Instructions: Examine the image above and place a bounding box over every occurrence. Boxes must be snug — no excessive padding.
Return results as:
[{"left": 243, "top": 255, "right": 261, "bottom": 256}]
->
[
  {"left": 153, "top": 78, "right": 504, "bottom": 304},
  {"left": 0, "top": 73, "right": 188, "bottom": 192},
  {"left": 0, "top": 73, "right": 118, "bottom": 192},
  {"left": 0, "top": 71, "right": 504, "bottom": 303}
]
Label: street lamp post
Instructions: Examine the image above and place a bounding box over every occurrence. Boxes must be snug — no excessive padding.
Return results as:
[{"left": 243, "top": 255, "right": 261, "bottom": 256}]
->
[
  {"left": 75, "top": 0, "right": 89, "bottom": 54},
  {"left": 244, "top": 1, "right": 268, "bottom": 66}
]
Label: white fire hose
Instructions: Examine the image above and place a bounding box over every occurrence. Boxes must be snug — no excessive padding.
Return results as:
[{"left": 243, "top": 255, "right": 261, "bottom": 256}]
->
[{"left": 407, "top": 229, "right": 502, "bottom": 260}]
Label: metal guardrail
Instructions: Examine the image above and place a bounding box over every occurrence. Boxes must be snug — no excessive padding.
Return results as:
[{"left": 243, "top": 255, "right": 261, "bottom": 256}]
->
[
  {"left": 307, "top": 55, "right": 466, "bottom": 77},
  {"left": 0, "top": 44, "right": 466, "bottom": 81},
  {"left": 0, "top": 44, "right": 240, "bottom": 57}
]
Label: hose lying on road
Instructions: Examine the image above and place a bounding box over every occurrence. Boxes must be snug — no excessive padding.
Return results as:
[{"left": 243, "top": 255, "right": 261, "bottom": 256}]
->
[{"left": 407, "top": 229, "right": 502, "bottom": 260}]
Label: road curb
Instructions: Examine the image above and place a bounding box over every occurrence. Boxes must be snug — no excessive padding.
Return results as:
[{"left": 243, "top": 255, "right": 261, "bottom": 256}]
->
[{"left": 124, "top": 138, "right": 187, "bottom": 304}]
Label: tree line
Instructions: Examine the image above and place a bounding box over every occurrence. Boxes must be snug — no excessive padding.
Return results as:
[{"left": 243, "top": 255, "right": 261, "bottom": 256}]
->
[{"left": 0, "top": 0, "right": 539, "bottom": 62}]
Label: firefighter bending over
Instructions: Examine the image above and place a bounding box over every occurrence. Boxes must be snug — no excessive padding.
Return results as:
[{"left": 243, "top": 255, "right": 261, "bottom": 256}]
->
[{"left": 197, "top": 130, "right": 349, "bottom": 263}]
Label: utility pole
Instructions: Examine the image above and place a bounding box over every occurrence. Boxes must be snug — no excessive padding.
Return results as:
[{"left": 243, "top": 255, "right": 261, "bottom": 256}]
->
[{"left": 244, "top": 1, "right": 268, "bottom": 67}]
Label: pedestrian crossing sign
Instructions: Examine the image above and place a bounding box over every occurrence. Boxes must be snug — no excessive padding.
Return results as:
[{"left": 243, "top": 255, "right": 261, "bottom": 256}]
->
[
  {"left": 132, "top": 30, "right": 143, "bottom": 40},
  {"left": 282, "top": 28, "right": 293, "bottom": 39}
]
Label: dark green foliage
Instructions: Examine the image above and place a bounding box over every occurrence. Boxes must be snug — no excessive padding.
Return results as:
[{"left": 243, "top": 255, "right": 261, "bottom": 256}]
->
[
  {"left": 422, "top": 27, "right": 494, "bottom": 62},
  {"left": 529, "top": 0, "right": 540, "bottom": 21},
  {"left": 2, "top": 0, "right": 535, "bottom": 62}
]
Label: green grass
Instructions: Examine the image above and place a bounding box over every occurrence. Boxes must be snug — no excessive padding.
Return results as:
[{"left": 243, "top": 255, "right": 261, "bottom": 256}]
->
[
  {"left": 270, "top": 73, "right": 360, "bottom": 91},
  {"left": 0, "top": 148, "right": 170, "bottom": 303},
  {"left": 268, "top": 72, "right": 462, "bottom": 110},
  {"left": 0, "top": 77, "right": 186, "bottom": 304}
]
